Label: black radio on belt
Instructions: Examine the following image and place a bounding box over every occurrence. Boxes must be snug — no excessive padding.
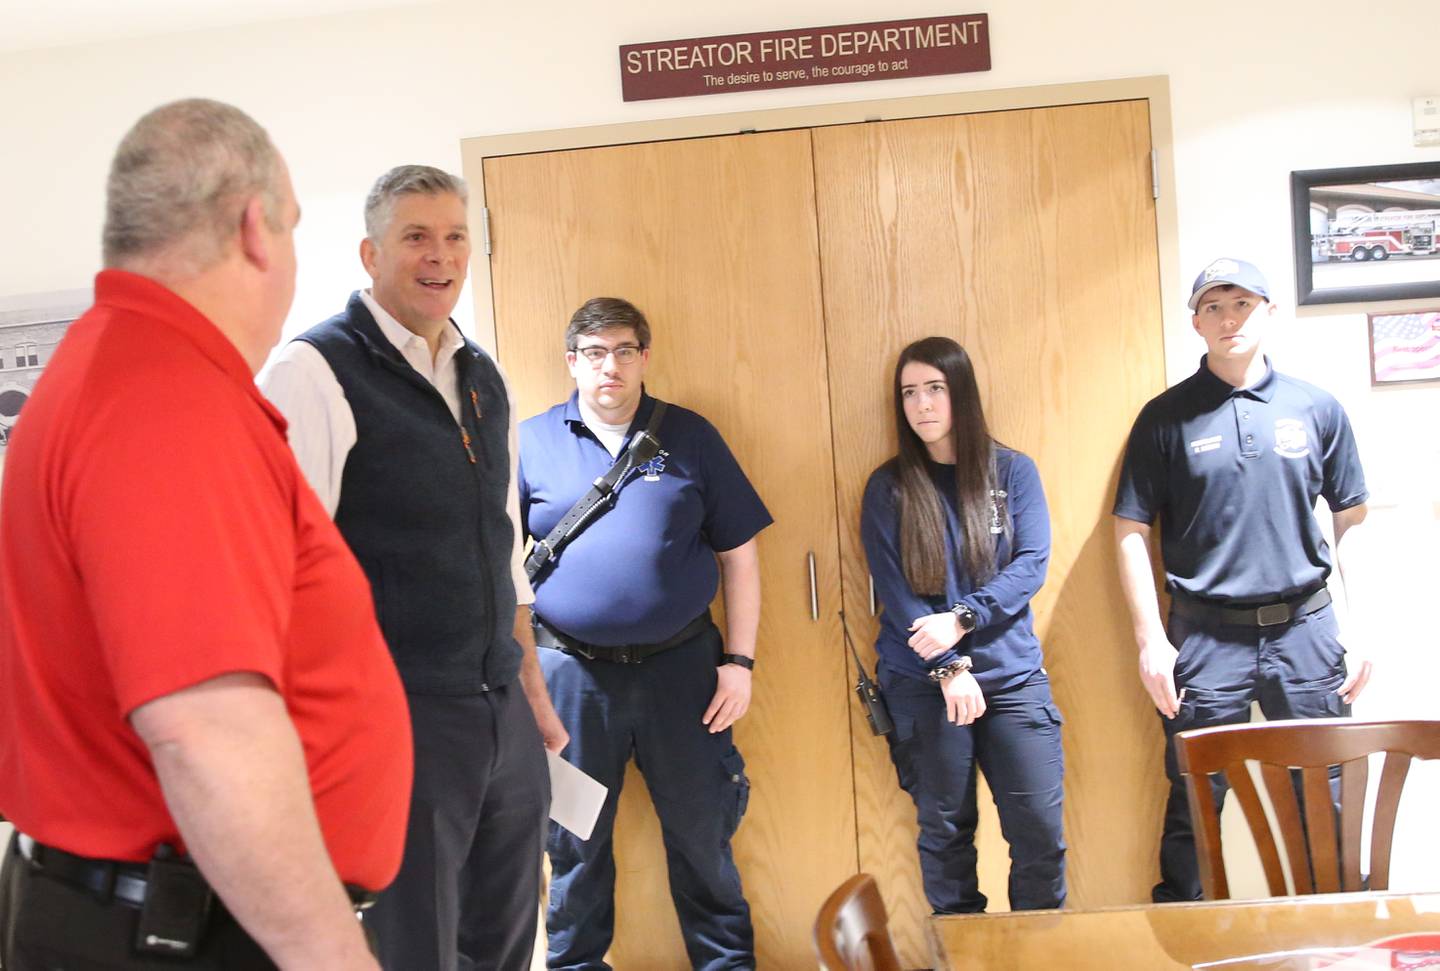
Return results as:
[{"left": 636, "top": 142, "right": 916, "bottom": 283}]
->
[
  {"left": 840, "top": 611, "right": 893, "bottom": 737},
  {"left": 134, "top": 845, "right": 214, "bottom": 957},
  {"left": 854, "top": 673, "right": 894, "bottom": 737}
]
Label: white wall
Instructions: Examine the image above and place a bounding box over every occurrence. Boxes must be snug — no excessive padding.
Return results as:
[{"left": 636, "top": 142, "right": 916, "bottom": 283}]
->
[{"left": 3, "top": 0, "right": 1438, "bottom": 891}]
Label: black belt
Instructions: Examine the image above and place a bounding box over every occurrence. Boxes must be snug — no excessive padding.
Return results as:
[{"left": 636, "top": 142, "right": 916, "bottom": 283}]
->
[
  {"left": 1170, "top": 587, "right": 1331, "bottom": 629},
  {"left": 16, "top": 834, "right": 149, "bottom": 908},
  {"left": 15, "top": 834, "right": 378, "bottom": 911},
  {"left": 533, "top": 610, "right": 713, "bottom": 664}
]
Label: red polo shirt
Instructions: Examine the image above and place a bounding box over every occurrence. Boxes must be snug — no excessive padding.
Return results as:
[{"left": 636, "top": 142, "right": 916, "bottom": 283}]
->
[{"left": 0, "top": 270, "right": 412, "bottom": 891}]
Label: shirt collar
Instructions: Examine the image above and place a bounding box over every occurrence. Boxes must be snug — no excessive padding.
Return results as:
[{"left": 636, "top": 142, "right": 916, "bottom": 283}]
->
[
  {"left": 93, "top": 269, "right": 287, "bottom": 432},
  {"left": 562, "top": 388, "right": 654, "bottom": 434},
  {"left": 359, "top": 288, "right": 466, "bottom": 362},
  {"left": 1195, "top": 354, "right": 1277, "bottom": 403},
  {"left": 562, "top": 390, "right": 584, "bottom": 427}
]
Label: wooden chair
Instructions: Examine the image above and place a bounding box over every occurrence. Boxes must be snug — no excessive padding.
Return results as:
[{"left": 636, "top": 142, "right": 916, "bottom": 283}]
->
[
  {"left": 813, "top": 873, "right": 903, "bottom": 971},
  {"left": 1176, "top": 718, "right": 1440, "bottom": 900}
]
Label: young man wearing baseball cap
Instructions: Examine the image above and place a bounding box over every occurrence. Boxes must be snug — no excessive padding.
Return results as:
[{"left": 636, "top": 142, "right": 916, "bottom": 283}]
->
[{"left": 1110, "top": 257, "right": 1372, "bottom": 902}]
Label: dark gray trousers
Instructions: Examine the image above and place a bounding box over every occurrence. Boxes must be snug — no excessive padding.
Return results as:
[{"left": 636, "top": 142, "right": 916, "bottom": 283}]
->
[{"left": 371, "top": 683, "right": 550, "bottom": 971}]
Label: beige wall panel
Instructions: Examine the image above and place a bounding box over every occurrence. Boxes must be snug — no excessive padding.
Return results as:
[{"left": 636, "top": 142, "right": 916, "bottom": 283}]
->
[
  {"left": 812, "top": 99, "right": 1170, "bottom": 967},
  {"left": 480, "top": 130, "right": 855, "bottom": 970}
]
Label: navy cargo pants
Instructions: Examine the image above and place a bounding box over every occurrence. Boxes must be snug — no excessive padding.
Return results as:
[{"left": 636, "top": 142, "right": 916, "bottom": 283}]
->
[
  {"left": 539, "top": 622, "right": 754, "bottom": 971},
  {"left": 880, "top": 666, "right": 1067, "bottom": 914},
  {"left": 1154, "top": 602, "right": 1349, "bottom": 903}
]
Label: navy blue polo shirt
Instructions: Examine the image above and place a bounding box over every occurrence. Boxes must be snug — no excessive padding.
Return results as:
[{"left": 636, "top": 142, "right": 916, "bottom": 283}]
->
[
  {"left": 861, "top": 448, "right": 1051, "bottom": 691},
  {"left": 1114, "top": 356, "right": 1368, "bottom": 604},
  {"left": 518, "top": 391, "right": 772, "bottom": 646}
]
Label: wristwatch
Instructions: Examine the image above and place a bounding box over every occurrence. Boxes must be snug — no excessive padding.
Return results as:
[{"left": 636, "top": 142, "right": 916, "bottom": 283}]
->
[
  {"left": 927, "top": 655, "right": 973, "bottom": 684},
  {"left": 950, "top": 602, "right": 978, "bottom": 634},
  {"left": 719, "top": 653, "right": 755, "bottom": 670}
]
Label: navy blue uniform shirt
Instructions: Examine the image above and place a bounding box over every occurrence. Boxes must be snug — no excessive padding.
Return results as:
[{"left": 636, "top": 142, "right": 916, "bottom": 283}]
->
[
  {"left": 519, "top": 391, "right": 772, "bottom": 646},
  {"left": 861, "top": 447, "right": 1051, "bottom": 691},
  {"left": 1114, "top": 356, "right": 1368, "bottom": 604}
]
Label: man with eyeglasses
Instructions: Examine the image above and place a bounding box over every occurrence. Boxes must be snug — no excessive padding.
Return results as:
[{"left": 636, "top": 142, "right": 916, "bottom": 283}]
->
[{"left": 518, "top": 296, "right": 771, "bottom": 970}]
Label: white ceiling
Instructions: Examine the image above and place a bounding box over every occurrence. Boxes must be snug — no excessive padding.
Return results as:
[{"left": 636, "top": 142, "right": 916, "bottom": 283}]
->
[{"left": 0, "top": 0, "right": 438, "bottom": 54}]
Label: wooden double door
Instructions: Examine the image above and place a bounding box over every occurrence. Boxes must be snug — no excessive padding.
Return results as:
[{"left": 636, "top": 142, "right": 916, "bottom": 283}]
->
[{"left": 472, "top": 99, "right": 1168, "bottom": 969}]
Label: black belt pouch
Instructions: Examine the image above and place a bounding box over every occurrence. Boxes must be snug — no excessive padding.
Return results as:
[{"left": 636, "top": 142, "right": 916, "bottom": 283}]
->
[{"left": 133, "top": 852, "right": 214, "bottom": 958}]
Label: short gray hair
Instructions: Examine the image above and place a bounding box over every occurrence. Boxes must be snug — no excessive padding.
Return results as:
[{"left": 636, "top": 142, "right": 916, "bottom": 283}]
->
[
  {"left": 565, "top": 297, "right": 652, "bottom": 351},
  {"left": 364, "top": 165, "right": 468, "bottom": 240},
  {"left": 102, "top": 99, "right": 283, "bottom": 271}
]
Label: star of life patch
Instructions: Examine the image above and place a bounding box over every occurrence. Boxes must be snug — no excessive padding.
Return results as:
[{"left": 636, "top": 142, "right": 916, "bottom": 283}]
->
[{"left": 641, "top": 451, "right": 668, "bottom": 482}]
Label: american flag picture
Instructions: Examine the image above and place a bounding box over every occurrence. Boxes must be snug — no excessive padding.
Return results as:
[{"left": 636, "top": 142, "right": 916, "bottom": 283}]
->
[{"left": 1369, "top": 311, "right": 1440, "bottom": 384}]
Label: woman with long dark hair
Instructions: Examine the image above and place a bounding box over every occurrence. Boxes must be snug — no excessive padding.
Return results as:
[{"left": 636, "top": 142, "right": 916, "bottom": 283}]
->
[{"left": 860, "top": 335, "right": 1066, "bottom": 914}]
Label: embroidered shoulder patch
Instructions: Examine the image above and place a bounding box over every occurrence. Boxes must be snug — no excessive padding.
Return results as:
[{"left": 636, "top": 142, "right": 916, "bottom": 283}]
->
[{"left": 1272, "top": 419, "right": 1310, "bottom": 459}]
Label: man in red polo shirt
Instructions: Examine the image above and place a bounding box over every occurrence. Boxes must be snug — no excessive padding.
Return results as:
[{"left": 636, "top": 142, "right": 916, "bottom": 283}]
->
[{"left": 0, "top": 99, "right": 412, "bottom": 970}]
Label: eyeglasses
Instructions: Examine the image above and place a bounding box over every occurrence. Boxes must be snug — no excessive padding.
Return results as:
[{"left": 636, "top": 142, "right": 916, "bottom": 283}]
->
[{"left": 575, "top": 344, "right": 643, "bottom": 366}]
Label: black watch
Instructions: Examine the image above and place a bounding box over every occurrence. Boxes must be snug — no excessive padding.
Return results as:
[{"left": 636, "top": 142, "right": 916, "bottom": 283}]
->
[
  {"left": 950, "top": 602, "right": 978, "bottom": 633},
  {"left": 719, "top": 653, "right": 754, "bottom": 670}
]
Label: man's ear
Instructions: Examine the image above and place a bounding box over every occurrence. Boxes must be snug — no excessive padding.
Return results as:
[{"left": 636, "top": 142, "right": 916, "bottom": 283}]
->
[
  {"left": 238, "top": 196, "right": 270, "bottom": 271},
  {"left": 360, "top": 237, "right": 377, "bottom": 279}
]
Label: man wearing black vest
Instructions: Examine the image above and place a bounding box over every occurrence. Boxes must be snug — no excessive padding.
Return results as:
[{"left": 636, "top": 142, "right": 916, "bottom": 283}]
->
[{"left": 261, "top": 165, "right": 566, "bottom": 970}]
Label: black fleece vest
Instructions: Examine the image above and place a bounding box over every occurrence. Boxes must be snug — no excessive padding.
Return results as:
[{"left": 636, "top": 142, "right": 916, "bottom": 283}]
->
[{"left": 298, "top": 293, "right": 520, "bottom": 694}]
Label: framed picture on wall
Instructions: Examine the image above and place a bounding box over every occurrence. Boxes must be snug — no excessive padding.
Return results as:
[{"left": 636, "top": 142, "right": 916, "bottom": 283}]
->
[
  {"left": 1368, "top": 310, "right": 1440, "bottom": 385},
  {"left": 1291, "top": 161, "right": 1440, "bottom": 306},
  {"left": 0, "top": 289, "right": 90, "bottom": 457}
]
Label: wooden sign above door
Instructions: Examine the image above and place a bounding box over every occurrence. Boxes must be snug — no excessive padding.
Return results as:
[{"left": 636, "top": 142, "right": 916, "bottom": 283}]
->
[{"left": 619, "top": 14, "right": 990, "bottom": 102}]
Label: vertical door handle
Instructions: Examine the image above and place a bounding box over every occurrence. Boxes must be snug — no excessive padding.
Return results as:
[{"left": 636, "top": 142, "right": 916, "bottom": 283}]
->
[
  {"left": 807, "top": 552, "right": 819, "bottom": 621},
  {"left": 869, "top": 574, "right": 876, "bottom": 616}
]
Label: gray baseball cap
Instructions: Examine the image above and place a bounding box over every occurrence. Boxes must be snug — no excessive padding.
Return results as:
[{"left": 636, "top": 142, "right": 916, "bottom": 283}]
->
[{"left": 1188, "top": 257, "right": 1270, "bottom": 310}]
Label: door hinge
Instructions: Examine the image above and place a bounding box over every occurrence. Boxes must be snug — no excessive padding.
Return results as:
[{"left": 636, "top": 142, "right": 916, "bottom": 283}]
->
[
  {"left": 1150, "top": 150, "right": 1160, "bottom": 201},
  {"left": 482, "top": 206, "right": 493, "bottom": 256}
]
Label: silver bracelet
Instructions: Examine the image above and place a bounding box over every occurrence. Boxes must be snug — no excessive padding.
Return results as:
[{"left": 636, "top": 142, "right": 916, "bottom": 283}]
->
[{"left": 927, "top": 655, "right": 973, "bottom": 684}]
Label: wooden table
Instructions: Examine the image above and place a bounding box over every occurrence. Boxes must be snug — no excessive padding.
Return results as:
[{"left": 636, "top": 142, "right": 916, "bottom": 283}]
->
[{"left": 928, "top": 892, "right": 1440, "bottom": 970}]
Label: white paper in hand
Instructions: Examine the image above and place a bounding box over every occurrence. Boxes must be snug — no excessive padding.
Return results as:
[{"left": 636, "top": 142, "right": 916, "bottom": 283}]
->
[{"left": 546, "top": 750, "right": 607, "bottom": 841}]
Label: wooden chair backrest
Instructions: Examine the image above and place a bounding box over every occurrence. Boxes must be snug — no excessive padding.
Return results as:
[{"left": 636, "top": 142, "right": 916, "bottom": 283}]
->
[
  {"left": 813, "top": 873, "right": 904, "bottom": 971},
  {"left": 1176, "top": 718, "right": 1440, "bottom": 900}
]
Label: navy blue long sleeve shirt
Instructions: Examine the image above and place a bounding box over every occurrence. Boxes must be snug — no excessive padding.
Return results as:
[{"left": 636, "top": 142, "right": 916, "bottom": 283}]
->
[{"left": 860, "top": 447, "right": 1051, "bottom": 692}]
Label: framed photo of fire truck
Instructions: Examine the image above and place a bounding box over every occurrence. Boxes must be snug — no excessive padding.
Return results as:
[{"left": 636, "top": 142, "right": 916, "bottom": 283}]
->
[{"left": 1291, "top": 161, "right": 1440, "bottom": 306}]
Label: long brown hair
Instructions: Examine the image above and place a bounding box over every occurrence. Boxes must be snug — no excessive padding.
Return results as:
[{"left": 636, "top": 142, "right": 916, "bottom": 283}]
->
[{"left": 891, "top": 337, "right": 999, "bottom": 595}]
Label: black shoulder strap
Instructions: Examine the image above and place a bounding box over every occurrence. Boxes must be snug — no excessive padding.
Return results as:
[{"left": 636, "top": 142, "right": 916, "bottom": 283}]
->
[{"left": 524, "top": 400, "right": 669, "bottom": 582}]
